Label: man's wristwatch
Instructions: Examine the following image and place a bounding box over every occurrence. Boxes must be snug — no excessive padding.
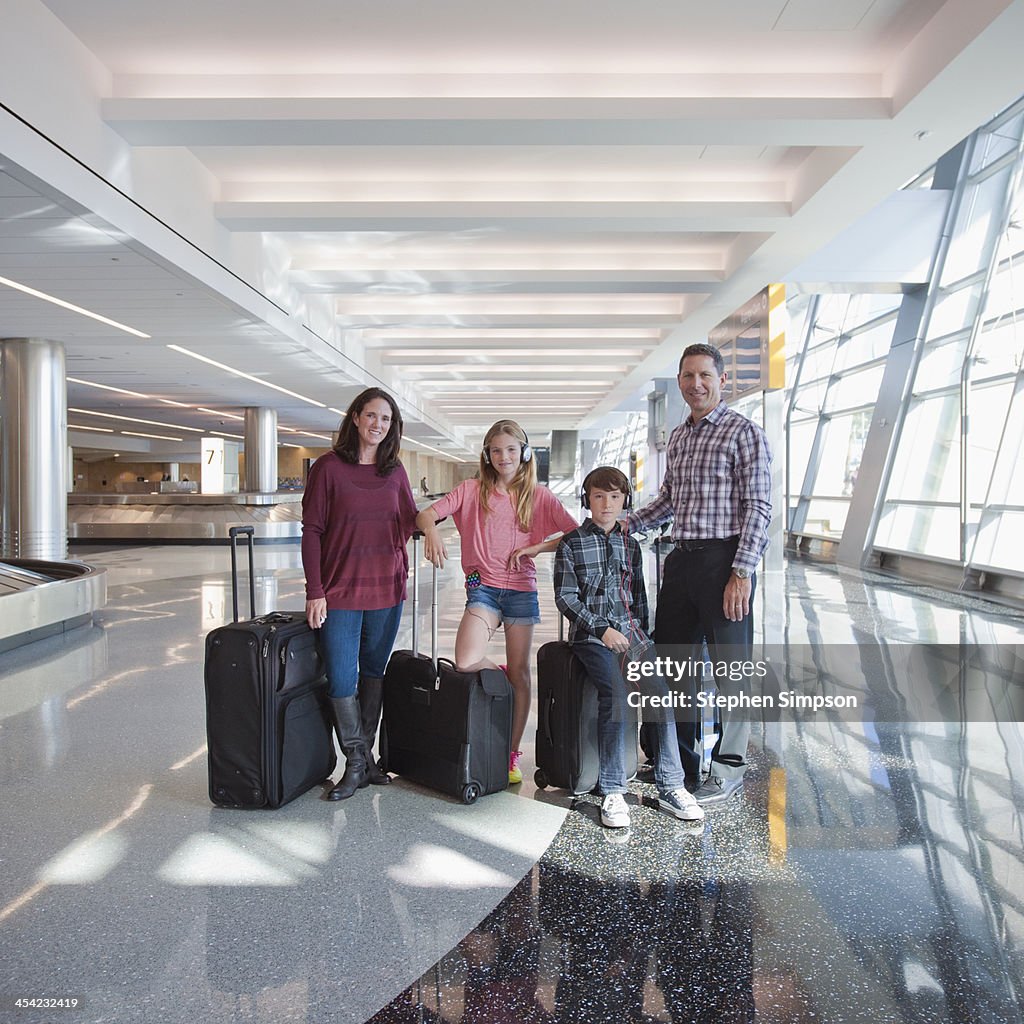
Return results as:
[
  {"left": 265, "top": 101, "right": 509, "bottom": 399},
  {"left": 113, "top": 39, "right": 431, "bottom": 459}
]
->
[{"left": 732, "top": 567, "right": 750, "bottom": 579}]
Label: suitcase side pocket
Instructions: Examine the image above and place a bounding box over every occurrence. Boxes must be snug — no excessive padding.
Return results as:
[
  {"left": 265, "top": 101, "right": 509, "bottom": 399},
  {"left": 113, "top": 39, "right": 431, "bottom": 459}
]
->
[
  {"left": 278, "top": 628, "right": 324, "bottom": 692},
  {"left": 276, "top": 685, "right": 336, "bottom": 807}
]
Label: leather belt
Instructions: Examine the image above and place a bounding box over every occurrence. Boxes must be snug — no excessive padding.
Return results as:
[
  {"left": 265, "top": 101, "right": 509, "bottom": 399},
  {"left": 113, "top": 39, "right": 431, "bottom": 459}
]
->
[{"left": 675, "top": 535, "right": 739, "bottom": 552}]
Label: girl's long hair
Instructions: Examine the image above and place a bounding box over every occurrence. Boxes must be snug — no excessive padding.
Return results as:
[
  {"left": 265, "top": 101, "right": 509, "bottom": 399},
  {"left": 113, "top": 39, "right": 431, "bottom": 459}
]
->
[
  {"left": 478, "top": 419, "right": 537, "bottom": 530},
  {"left": 332, "top": 387, "right": 404, "bottom": 476}
]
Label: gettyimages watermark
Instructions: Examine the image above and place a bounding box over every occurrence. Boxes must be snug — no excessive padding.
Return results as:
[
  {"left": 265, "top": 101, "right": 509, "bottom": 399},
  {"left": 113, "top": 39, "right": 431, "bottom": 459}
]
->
[{"left": 615, "top": 643, "right": 1024, "bottom": 723}]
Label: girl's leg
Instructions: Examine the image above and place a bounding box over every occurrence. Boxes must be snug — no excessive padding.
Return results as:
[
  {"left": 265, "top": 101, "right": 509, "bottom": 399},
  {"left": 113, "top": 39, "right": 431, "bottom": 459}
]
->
[
  {"left": 503, "top": 623, "right": 535, "bottom": 753},
  {"left": 454, "top": 607, "right": 501, "bottom": 672}
]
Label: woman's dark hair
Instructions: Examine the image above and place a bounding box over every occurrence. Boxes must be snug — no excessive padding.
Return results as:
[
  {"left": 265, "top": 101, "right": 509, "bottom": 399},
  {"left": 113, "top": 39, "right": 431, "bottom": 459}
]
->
[{"left": 332, "top": 387, "right": 404, "bottom": 475}]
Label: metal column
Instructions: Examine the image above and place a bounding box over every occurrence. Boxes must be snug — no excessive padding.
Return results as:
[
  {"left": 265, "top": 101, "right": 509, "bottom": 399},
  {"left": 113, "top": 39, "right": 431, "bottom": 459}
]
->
[
  {"left": 243, "top": 407, "right": 278, "bottom": 494},
  {"left": 1, "top": 338, "right": 68, "bottom": 559}
]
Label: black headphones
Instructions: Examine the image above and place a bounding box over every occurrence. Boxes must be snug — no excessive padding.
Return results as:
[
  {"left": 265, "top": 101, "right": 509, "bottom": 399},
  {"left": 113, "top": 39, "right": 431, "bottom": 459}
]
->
[
  {"left": 580, "top": 469, "right": 633, "bottom": 510},
  {"left": 482, "top": 429, "right": 532, "bottom": 465}
]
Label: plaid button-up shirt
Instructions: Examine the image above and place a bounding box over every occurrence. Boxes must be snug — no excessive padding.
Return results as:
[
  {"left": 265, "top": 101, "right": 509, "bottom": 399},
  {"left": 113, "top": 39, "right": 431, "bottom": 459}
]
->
[
  {"left": 628, "top": 401, "right": 772, "bottom": 575},
  {"left": 554, "top": 518, "right": 649, "bottom": 648}
]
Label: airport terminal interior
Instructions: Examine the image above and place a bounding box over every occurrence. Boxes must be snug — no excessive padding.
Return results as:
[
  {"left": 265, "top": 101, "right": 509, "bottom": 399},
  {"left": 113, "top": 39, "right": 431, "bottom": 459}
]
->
[{"left": 2, "top": 2, "right": 1024, "bottom": 1022}]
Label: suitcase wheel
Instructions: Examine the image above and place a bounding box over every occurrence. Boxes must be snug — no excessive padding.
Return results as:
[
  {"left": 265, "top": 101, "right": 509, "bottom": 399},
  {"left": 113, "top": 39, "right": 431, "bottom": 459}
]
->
[
  {"left": 461, "top": 783, "right": 481, "bottom": 805},
  {"left": 533, "top": 768, "right": 549, "bottom": 790}
]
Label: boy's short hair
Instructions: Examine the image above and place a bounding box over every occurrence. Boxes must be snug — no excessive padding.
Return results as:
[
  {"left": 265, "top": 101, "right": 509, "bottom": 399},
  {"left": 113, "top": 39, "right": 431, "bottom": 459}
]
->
[{"left": 582, "top": 466, "right": 631, "bottom": 501}]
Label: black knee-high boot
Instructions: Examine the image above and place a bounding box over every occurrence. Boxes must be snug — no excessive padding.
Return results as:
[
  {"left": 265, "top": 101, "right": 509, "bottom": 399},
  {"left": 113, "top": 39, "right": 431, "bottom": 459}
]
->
[
  {"left": 327, "top": 696, "right": 369, "bottom": 801},
  {"left": 359, "top": 674, "right": 391, "bottom": 785}
]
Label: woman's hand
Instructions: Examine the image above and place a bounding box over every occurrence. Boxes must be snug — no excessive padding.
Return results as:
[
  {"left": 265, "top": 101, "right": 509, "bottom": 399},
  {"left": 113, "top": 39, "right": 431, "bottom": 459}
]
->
[
  {"left": 423, "top": 527, "right": 448, "bottom": 569},
  {"left": 306, "top": 598, "right": 328, "bottom": 631}
]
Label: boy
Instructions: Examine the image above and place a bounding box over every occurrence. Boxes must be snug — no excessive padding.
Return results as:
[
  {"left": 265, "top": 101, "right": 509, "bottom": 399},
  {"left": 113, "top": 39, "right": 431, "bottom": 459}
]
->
[{"left": 554, "top": 467, "right": 704, "bottom": 829}]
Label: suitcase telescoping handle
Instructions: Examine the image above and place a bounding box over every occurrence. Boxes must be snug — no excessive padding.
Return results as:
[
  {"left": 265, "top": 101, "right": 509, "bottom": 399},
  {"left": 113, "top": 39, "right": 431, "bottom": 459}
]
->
[
  {"left": 410, "top": 530, "right": 439, "bottom": 661},
  {"left": 228, "top": 525, "right": 256, "bottom": 623},
  {"left": 652, "top": 530, "right": 672, "bottom": 596}
]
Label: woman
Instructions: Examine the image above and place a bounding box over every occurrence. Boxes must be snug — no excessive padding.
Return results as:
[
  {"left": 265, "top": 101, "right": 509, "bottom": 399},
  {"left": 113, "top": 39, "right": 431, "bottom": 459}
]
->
[
  {"left": 302, "top": 387, "right": 418, "bottom": 800},
  {"left": 416, "top": 419, "right": 576, "bottom": 784}
]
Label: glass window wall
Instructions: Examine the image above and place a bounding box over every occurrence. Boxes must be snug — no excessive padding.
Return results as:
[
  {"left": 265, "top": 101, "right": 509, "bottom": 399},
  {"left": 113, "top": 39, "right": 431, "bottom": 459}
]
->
[{"left": 784, "top": 92, "right": 1024, "bottom": 582}]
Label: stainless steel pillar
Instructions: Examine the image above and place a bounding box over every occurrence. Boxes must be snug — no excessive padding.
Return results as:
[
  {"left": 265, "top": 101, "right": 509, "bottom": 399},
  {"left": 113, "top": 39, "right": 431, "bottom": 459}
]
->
[
  {"left": 243, "top": 407, "right": 278, "bottom": 493},
  {"left": 1, "top": 338, "right": 68, "bottom": 559}
]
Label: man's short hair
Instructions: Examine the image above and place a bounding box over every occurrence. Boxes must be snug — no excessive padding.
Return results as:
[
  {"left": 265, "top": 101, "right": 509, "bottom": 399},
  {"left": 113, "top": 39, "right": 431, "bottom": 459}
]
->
[
  {"left": 679, "top": 343, "right": 725, "bottom": 376},
  {"left": 583, "top": 466, "right": 630, "bottom": 499}
]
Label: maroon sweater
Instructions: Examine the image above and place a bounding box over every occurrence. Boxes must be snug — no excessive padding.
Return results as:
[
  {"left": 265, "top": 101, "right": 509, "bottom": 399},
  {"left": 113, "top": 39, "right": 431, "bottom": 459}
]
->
[{"left": 301, "top": 453, "right": 418, "bottom": 610}]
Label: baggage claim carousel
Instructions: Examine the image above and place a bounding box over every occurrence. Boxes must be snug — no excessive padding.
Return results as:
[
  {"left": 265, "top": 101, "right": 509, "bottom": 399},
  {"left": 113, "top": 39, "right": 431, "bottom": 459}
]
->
[
  {"left": 0, "top": 559, "right": 107, "bottom": 654},
  {"left": 67, "top": 492, "right": 304, "bottom": 543},
  {"left": 1, "top": 494, "right": 300, "bottom": 653}
]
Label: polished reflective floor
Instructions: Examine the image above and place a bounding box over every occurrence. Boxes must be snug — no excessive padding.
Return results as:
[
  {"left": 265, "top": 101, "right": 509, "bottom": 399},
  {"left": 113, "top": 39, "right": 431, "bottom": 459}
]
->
[{"left": 1, "top": 537, "right": 1022, "bottom": 1023}]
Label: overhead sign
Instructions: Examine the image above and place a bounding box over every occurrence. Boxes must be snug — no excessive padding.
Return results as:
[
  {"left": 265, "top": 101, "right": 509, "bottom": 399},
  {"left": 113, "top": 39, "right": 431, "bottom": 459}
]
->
[{"left": 708, "top": 283, "right": 786, "bottom": 399}]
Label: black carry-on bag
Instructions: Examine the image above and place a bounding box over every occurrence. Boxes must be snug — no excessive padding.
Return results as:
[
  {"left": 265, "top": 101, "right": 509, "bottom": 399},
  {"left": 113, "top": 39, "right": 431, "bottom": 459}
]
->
[
  {"left": 380, "top": 533, "right": 513, "bottom": 804},
  {"left": 205, "top": 525, "right": 337, "bottom": 809},
  {"left": 534, "top": 620, "right": 639, "bottom": 796}
]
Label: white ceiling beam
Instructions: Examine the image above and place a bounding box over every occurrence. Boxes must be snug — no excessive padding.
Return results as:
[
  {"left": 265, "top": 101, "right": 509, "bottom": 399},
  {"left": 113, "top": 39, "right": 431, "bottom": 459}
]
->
[
  {"left": 289, "top": 252, "right": 726, "bottom": 271},
  {"left": 291, "top": 270, "right": 723, "bottom": 288},
  {"left": 105, "top": 114, "right": 889, "bottom": 150},
  {"left": 214, "top": 204, "right": 790, "bottom": 232},
  {"left": 110, "top": 72, "right": 885, "bottom": 100}
]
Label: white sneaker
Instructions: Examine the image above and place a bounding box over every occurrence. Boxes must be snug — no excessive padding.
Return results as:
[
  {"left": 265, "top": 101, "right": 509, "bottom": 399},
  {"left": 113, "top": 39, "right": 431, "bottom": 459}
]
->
[
  {"left": 600, "top": 792, "right": 631, "bottom": 829},
  {"left": 658, "top": 787, "right": 705, "bottom": 822}
]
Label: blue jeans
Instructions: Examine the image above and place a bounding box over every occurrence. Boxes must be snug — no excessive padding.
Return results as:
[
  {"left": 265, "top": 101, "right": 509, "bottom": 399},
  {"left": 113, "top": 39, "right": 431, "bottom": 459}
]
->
[
  {"left": 465, "top": 584, "right": 541, "bottom": 625},
  {"left": 321, "top": 604, "right": 404, "bottom": 698},
  {"left": 572, "top": 642, "right": 687, "bottom": 796}
]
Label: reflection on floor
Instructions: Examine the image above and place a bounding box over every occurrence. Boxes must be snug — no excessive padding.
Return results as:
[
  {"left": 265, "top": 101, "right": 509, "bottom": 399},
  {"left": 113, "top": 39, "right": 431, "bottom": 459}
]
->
[{"left": 0, "top": 537, "right": 1022, "bottom": 1024}]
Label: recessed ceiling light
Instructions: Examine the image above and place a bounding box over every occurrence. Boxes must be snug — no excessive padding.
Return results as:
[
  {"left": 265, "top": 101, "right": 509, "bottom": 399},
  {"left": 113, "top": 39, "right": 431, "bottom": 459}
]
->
[
  {"left": 167, "top": 345, "right": 326, "bottom": 408},
  {"left": 402, "top": 437, "right": 452, "bottom": 458},
  {"left": 197, "top": 407, "right": 245, "bottom": 421},
  {"left": 68, "top": 424, "right": 115, "bottom": 433},
  {"left": 122, "top": 431, "right": 184, "bottom": 442},
  {"left": 0, "top": 275, "right": 150, "bottom": 338},
  {"left": 69, "top": 407, "right": 205, "bottom": 433},
  {"left": 67, "top": 376, "right": 150, "bottom": 398}
]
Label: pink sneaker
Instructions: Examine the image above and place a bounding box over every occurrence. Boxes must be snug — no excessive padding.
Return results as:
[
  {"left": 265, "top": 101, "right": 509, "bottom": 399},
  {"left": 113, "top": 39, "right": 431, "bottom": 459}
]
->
[{"left": 508, "top": 749, "right": 523, "bottom": 785}]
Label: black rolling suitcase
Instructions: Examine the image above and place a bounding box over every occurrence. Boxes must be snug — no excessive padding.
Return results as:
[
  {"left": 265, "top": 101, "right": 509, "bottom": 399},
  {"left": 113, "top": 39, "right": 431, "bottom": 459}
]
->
[
  {"left": 205, "top": 526, "right": 337, "bottom": 808},
  {"left": 380, "top": 534, "right": 513, "bottom": 804},
  {"left": 534, "top": 629, "right": 639, "bottom": 796}
]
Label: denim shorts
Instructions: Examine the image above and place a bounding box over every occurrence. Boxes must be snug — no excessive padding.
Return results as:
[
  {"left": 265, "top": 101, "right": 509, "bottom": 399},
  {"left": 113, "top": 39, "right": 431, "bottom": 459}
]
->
[{"left": 465, "top": 584, "right": 541, "bottom": 626}]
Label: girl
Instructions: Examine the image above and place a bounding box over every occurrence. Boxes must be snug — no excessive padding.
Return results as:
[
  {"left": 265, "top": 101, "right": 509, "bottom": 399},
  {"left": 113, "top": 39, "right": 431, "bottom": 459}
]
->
[
  {"left": 416, "top": 419, "right": 577, "bottom": 784},
  {"left": 302, "top": 387, "right": 418, "bottom": 800}
]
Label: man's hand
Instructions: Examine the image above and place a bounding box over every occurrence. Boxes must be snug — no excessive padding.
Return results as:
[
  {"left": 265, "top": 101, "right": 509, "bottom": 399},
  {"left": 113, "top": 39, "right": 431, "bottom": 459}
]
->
[
  {"left": 723, "top": 572, "right": 752, "bottom": 622},
  {"left": 306, "top": 597, "right": 328, "bottom": 630},
  {"left": 601, "top": 626, "right": 631, "bottom": 653}
]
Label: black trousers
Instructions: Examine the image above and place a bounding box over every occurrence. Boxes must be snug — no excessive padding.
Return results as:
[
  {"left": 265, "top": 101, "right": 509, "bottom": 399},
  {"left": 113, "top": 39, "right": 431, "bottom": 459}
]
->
[{"left": 651, "top": 537, "right": 755, "bottom": 781}]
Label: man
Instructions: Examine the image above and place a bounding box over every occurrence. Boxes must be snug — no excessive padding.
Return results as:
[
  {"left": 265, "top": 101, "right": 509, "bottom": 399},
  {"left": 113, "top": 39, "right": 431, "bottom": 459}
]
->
[{"left": 625, "top": 342, "right": 772, "bottom": 806}]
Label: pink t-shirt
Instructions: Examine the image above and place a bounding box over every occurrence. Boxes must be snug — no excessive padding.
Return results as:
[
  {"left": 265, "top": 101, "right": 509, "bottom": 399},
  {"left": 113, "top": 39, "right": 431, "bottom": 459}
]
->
[{"left": 430, "top": 479, "right": 577, "bottom": 592}]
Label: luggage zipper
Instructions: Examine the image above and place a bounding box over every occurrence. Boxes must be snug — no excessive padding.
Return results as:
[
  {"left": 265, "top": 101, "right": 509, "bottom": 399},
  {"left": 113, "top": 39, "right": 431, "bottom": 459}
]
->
[{"left": 261, "top": 625, "right": 278, "bottom": 659}]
